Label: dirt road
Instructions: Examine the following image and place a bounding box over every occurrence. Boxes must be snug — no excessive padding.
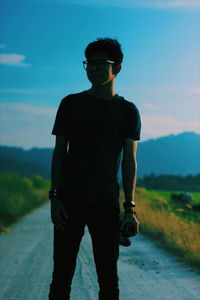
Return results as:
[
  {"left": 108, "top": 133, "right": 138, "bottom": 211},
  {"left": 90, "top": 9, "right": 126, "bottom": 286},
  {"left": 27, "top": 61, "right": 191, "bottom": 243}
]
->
[{"left": 0, "top": 202, "right": 199, "bottom": 300}]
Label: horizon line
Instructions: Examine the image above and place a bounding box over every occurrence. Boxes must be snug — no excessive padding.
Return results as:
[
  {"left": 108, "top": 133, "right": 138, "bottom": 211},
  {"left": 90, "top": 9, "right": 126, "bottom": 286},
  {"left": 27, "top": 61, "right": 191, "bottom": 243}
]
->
[{"left": 0, "top": 131, "right": 199, "bottom": 150}]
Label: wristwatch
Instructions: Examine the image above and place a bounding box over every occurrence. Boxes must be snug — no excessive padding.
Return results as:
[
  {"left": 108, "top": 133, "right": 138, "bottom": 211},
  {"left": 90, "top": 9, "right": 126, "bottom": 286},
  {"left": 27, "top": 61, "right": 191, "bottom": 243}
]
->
[
  {"left": 123, "top": 201, "right": 136, "bottom": 214},
  {"left": 49, "top": 188, "right": 60, "bottom": 200}
]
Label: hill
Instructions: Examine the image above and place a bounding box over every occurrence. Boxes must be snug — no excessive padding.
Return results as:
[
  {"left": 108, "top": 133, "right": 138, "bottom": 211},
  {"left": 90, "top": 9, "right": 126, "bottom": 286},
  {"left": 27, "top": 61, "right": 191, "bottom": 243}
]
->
[
  {"left": 137, "top": 132, "right": 200, "bottom": 177},
  {"left": 0, "top": 153, "right": 50, "bottom": 178},
  {"left": 0, "top": 147, "right": 52, "bottom": 178},
  {"left": 0, "top": 132, "right": 199, "bottom": 178}
]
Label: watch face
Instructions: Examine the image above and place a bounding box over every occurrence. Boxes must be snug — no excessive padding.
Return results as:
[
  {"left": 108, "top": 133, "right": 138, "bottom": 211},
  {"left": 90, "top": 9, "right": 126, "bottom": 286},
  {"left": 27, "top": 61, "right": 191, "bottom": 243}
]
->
[{"left": 49, "top": 189, "right": 60, "bottom": 199}]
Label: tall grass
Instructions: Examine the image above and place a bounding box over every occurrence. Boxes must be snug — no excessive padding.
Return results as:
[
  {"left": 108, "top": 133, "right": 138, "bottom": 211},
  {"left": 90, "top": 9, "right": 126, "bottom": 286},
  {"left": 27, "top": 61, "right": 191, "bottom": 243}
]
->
[
  {"left": 0, "top": 172, "right": 50, "bottom": 232},
  {"left": 120, "top": 188, "right": 200, "bottom": 271}
]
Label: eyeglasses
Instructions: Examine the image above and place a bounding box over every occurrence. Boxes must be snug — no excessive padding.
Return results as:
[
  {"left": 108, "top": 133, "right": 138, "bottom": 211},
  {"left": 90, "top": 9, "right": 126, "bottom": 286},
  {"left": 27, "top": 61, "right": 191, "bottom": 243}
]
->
[{"left": 82, "top": 59, "right": 115, "bottom": 70}]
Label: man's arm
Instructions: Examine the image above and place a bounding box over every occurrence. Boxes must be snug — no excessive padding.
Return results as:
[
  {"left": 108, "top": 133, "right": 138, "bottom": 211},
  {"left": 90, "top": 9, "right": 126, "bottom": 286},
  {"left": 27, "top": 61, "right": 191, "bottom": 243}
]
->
[
  {"left": 122, "top": 138, "right": 138, "bottom": 210},
  {"left": 121, "top": 138, "right": 139, "bottom": 235},
  {"left": 50, "top": 136, "right": 69, "bottom": 231},
  {"left": 51, "top": 135, "right": 68, "bottom": 189}
]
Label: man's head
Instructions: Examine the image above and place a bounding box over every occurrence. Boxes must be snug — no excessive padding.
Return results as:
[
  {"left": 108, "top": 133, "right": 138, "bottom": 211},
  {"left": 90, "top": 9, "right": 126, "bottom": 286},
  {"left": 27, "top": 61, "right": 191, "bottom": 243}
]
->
[
  {"left": 85, "top": 38, "right": 123, "bottom": 65},
  {"left": 84, "top": 38, "right": 123, "bottom": 86}
]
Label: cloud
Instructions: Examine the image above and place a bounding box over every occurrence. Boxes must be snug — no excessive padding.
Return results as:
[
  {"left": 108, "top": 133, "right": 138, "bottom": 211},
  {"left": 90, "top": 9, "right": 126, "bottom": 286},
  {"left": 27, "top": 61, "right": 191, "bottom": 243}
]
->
[
  {"left": 192, "top": 88, "right": 200, "bottom": 95},
  {"left": 141, "top": 114, "right": 200, "bottom": 140},
  {"left": 143, "top": 103, "right": 161, "bottom": 111},
  {"left": 0, "top": 54, "right": 30, "bottom": 67},
  {"left": 0, "top": 102, "right": 56, "bottom": 117},
  {"left": 121, "top": 85, "right": 200, "bottom": 94},
  {"left": 0, "top": 103, "right": 56, "bottom": 148},
  {"left": 50, "top": 0, "right": 200, "bottom": 9}
]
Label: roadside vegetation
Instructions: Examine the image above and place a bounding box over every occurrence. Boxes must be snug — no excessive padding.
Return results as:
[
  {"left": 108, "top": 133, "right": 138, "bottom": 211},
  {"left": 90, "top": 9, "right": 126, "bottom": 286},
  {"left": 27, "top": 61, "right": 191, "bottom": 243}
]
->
[
  {"left": 0, "top": 172, "right": 50, "bottom": 233},
  {"left": 1, "top": 170, "right": 200, "bottom": 272},
  {"left": 119, "top": 188, "right": 200, "bottom": 272},
  {"left": 137, "top": 173, "right": 200, "bottom": 191}
]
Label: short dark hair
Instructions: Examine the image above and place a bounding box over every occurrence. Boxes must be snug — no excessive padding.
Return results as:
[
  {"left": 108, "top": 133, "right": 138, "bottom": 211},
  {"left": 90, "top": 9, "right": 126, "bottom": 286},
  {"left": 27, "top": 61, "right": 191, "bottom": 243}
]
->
[{"left": 85, "top": 38, "right": 123, "bottom": 64}]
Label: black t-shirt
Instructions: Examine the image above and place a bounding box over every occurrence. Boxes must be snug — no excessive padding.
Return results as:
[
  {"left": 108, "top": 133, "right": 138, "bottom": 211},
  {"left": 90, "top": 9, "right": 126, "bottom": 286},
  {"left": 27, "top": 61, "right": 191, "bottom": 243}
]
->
[{"left": 52, "top": 91, "right": 141, "bottom": 206}]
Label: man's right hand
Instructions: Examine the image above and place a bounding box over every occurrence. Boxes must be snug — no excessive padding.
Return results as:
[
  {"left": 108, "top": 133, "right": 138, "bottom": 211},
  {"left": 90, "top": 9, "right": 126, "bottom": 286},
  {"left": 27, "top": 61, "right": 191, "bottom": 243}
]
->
[{"left": 50, "top": 198, "right": 68, "bottom": 231}]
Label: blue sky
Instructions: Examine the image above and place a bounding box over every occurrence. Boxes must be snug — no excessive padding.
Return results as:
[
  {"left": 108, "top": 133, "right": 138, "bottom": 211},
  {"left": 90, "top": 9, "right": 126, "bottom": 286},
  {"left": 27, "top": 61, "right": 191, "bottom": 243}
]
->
[{"left": 0, "top": 0, "right": 199, "bottom": 148}]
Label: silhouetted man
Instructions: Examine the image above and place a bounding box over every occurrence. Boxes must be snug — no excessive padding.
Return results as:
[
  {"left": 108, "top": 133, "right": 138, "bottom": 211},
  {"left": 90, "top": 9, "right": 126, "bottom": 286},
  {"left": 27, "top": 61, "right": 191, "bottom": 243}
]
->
[{"left": 48, "top": 38, "right": 141, "bottom": 300}]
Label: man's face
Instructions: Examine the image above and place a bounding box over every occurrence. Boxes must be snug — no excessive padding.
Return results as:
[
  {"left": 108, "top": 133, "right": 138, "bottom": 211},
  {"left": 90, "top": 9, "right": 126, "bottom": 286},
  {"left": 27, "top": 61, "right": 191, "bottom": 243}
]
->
[{"left": 85, "top": 52, "right": 116, "bottom": 87}]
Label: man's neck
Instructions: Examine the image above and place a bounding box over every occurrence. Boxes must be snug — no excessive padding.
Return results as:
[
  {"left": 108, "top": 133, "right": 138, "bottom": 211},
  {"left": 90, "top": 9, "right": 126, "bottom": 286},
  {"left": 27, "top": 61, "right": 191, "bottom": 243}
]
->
[{"left": 88, "top": 81, "right": 116, "bottom": 100}]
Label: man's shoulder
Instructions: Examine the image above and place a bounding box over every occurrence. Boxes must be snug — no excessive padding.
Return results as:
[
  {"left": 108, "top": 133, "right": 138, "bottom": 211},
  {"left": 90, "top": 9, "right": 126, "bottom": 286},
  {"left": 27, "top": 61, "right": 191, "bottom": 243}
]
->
[
  {"left": 119, "top": 96, "right": 140, "bottom": 113},
  {"left": 61, "top": 91, "right": 85, "bottom": 103}
]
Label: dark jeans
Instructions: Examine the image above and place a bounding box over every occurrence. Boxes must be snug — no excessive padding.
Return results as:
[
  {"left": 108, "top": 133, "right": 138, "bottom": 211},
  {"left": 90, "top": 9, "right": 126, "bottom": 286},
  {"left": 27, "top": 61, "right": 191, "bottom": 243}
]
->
[{"left": 48, "top": 193, "right": 120, "bottom": 300}]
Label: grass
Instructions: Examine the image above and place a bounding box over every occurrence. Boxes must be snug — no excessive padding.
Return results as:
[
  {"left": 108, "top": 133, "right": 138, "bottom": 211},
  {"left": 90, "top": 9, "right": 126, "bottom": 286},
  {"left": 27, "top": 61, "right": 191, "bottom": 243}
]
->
[
  {"left": 0, "top": 172, "right": 50, "bottom": 233},
  {"left": 1, "top": 172, "right": 200, "bottom": 272},
  {"left": 120, "top": 188, "right": 200, "bottom": 273}
]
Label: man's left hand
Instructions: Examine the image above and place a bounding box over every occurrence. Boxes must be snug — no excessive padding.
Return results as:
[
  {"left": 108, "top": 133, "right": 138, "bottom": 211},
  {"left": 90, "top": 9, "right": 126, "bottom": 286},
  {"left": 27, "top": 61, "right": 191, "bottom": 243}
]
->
[{"left": 121, "top": 211, "right": 139, "bottom": 237}]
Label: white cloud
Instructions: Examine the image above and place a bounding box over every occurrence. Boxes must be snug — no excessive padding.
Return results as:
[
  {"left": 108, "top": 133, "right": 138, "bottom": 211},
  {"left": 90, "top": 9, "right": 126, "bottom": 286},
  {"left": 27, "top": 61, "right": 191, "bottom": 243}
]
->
[
  {"left": 0, "top": 102, "right": 56, "bottom": 117},
  {"left": 143, "top": 103, "right": 161, "bottom": 111},
  {"left": 0, "top": 54, "right": 30, "bottom": 67},
  {"left": 141, "top": 114, "right": 200, "bottom": 140},
  {"left": 192, "top": 88, "right": 200, "bottom": 95},
  {"left": 120, "top": 86, "right": 200, "bottom": 95}
]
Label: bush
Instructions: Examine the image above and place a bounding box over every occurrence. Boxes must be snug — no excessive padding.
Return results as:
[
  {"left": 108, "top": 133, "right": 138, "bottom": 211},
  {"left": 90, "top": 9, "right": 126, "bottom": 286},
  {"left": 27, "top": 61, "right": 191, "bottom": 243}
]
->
[{"left": 0, "top": 172, "right": 50, "bottom": 231}]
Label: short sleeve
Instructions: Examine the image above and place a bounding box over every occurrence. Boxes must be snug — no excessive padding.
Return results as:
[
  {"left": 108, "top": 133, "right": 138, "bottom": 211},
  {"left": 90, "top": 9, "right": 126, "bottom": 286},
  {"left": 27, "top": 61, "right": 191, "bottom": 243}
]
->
[
  {"left": 124, "top": 102, "right": 141, "bottom": 140},
  {"left": 52, "top": 97, "right": 70, "bottom": 136}
]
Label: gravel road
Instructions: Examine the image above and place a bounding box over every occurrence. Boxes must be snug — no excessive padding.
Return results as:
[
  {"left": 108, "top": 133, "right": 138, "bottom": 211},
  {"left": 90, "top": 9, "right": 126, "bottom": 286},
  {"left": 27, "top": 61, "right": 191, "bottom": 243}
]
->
[{"left": 0, "top": 202, "right": 199, "bottom": 300}]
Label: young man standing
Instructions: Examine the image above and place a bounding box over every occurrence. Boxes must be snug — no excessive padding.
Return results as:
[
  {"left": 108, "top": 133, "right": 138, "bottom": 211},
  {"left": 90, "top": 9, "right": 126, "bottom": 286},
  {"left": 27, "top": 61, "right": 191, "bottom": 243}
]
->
[{"left": 48, "top": 38, "right": 141, "bottom": 300}]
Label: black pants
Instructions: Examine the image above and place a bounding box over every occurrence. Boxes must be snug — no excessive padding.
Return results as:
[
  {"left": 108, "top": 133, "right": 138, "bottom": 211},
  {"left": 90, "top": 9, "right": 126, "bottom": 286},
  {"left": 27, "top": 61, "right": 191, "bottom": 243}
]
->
[{"left": 48, "top": 194, "right": 120, "bottom": 300}]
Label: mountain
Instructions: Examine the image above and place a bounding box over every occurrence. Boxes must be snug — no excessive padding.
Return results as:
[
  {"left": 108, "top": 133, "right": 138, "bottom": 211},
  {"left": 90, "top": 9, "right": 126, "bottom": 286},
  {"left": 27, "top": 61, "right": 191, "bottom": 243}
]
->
[
  {"left": 136, "top": 132, "right": 200, "bottom": 177},
  {"left": 0, "top": 146, "right": 52, "bottom": 168},
  {"left": 0, "top": 153, "right": 50, "bottom": 178},
  {"left": 0, "top": 147, "right": 52, "bottom": 178},
  {"left": 0, "top": 132, "right": 199, "bottom": 178}
]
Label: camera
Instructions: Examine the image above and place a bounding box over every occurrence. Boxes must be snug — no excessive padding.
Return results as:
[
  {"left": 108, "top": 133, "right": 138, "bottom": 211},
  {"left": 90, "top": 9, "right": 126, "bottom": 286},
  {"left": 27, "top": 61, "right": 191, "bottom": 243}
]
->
[{"left": 119, "top": 222, "right": 136, "bottom": 247}]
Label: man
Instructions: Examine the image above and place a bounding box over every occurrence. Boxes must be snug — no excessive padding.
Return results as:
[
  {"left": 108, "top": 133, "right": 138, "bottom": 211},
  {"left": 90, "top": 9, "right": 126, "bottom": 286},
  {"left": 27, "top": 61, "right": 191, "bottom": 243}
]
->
[{"left": 48, "top": 38, "right": 141, "bottom": 300}]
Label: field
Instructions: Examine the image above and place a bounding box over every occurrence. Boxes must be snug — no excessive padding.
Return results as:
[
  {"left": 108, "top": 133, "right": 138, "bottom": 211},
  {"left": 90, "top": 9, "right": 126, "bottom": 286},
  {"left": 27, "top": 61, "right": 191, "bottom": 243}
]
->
[{"left": 120, "top": 188, "right": 200, "bottom": 272}]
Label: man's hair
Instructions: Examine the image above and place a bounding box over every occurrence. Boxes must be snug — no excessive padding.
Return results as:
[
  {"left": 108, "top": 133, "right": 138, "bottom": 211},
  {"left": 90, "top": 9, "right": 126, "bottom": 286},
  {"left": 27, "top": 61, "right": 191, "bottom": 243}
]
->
[{"left": 85, "top": 38, "right": 123, "bottom": 64}]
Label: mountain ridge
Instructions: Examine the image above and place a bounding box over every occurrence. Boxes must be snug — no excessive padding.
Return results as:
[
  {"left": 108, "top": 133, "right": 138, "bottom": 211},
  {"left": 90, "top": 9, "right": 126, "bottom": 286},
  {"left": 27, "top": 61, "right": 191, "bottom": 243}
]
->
[
  {"left": 0, "top": 132, "right": 199, "bottom": 178},
  {"left": 137, "top": 131, "right": 200, "bottom": 177}
]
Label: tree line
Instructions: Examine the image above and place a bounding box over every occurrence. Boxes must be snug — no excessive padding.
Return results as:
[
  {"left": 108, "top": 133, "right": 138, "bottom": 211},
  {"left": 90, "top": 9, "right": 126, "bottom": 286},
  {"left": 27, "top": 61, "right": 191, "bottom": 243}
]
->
[{"left": 137, "top": 173, "right": 200, "bottom": 192}]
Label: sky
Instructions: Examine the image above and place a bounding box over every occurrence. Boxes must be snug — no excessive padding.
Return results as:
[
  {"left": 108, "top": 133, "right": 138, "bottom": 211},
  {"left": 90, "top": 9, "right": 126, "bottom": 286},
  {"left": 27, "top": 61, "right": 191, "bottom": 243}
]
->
[{"left": 0, "top": 0, "right": 200, "bottom": 149}]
